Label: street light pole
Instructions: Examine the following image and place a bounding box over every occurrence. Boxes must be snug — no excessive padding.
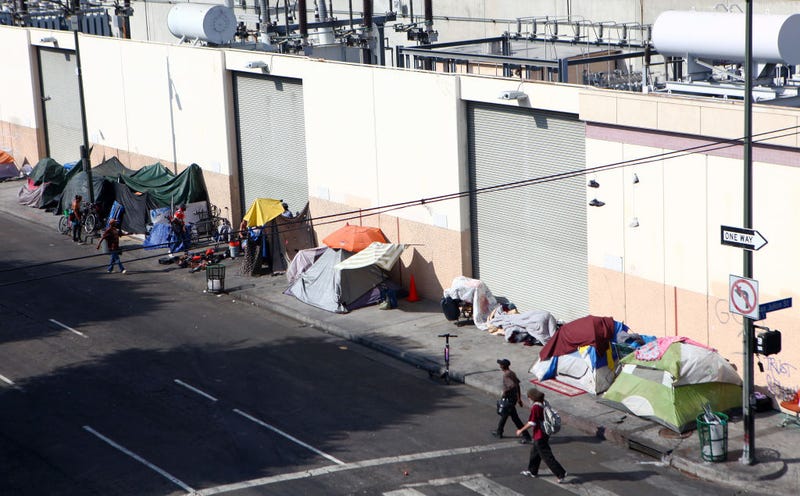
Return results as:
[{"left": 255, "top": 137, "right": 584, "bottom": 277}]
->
[
  {"left": 740, "top": 0, "right": 755, "bottom": 466},
  {"left": 73, "top": 28, "right": 94, "bottom": 204}
]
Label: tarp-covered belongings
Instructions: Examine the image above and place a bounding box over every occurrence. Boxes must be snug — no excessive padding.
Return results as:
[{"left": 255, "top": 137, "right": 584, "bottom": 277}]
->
[
  {"left": 530, "top": 316, "right": 642, "bottom": 395},
  {"left": 18, "top": 158, "right": 76, "bottom": 208},
  {"left": 489, "top": 309, "right": 558, "bottom": 344},
  {"left": 0, "top": 151, "right": 19, "bottom": 181},
  {"left": 273, "top": 203, "right": 316, "bottom": 262},
  {"left": 29, "top": 157, "right": 66, "bottom": 185},
  {"left": 113, "top": 182, "right": 159, "bottom": 234},
  {"left": 285, "top": 243, "right": 404, "bottom": 313},
  {"left": 121, "top": 162, "right": 208, "bottom": 208},
  {"left": 56, "top": 156, "right": 136, "bottom": 221},
  {"left": 443, "top": 276, "right": 499, "bottom": 331},
  {"left": 323, "top": 224, "right": 388, "bottom": 253},
  {"left": 540, "top": 315, "right": 616, "bottom": 360},
  {"left": 242, "top": 198, "right": 285, "bottom": 227},
  {"left": 143, "top": 207, "right": 172, "bottom": 250},
  {"left": 93, "top": 156, "right": 134, "bottom": 178},
  {"left": 601, "top": 337, "right": 743, "bottom": 433}
]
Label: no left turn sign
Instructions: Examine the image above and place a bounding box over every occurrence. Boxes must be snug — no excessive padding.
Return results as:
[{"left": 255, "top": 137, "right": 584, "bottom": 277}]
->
[{"left": 729, "top": 275, "right": 759, "bottom": 319}]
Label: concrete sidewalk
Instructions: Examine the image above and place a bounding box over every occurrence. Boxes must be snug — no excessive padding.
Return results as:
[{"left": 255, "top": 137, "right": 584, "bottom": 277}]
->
[{"left": 2, "top": 179, "right": 798, "bottom": 494}]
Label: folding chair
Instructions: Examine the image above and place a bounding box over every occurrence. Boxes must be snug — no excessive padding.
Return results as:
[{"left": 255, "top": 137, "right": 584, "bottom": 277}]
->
[{"left": 779, "top": 390, "right": 800, "bottom": 428}]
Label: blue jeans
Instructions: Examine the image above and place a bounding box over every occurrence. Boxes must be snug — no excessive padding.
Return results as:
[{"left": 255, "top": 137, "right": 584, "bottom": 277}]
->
[
  {"left": 72, "top": 219, "right": 82, "bottom": 241},
  {"left": 108, "top": 251, "right": 125, "bottom": 272}
]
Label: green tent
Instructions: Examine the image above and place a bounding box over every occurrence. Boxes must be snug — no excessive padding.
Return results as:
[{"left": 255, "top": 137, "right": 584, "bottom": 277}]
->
[
  {"left": 121, "top": 162, "right": 208, "bottom": 208},
  {"left": 601, "top": 338, "right": 742, "bottom": 432},
  {"left": 29, "top": 157, "right": 66, "bottom": 185}
]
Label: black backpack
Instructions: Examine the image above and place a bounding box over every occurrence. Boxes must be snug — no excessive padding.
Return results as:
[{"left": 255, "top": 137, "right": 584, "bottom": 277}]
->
[{"left": 441, "top": 296, "right": 461, "bottom": 321}]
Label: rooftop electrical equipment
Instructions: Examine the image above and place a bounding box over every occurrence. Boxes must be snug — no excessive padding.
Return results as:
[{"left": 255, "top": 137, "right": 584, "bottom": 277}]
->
[
  {"left": 167, "top": 3, "right": 237, "bottom": 45},
  {"left": 653, "top": 11, "right": 800, "bottom": 65}
]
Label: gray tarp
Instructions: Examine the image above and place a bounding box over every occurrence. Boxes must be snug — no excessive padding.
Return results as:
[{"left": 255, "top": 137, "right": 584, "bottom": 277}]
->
[
  {"left": 489, "top": 310, "right": 558, "bottom": 344},
  {"left": 285, "top": 247, "right": 386, "bottom": 313}
]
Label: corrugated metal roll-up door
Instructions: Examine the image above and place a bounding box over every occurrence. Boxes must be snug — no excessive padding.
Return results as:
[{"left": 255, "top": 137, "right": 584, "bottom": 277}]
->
[
  {"left": 39, "top": 47, "right": 83, "bottom": 165},
  {"left": 467, "top": 102, "right": 588, "bottom": 321},
  {"left": 234, "top": 73, "right": 308, "bottom": 216}
]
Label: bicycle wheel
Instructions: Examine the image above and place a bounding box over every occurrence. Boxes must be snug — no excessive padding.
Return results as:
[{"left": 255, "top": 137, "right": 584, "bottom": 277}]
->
[
  {"left": 83, "top": 213, "right": 97, "bottom": 234},
  {"left": 58, "top": 216, "right": 69, "bottom": 235}
]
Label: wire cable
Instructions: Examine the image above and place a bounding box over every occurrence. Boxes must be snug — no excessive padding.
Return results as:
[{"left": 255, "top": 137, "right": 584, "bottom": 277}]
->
[{"left": 4, "top": 123, "right": 799, "bottom": 283}]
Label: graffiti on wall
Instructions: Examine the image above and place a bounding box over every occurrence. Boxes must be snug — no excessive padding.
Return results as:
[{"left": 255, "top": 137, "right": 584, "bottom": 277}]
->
[
  {"left": 764, "top": 356, "right": 799, "bottom": 401},
  {"left": 714, "top": 297, "right": 744, "bottom": 326}
]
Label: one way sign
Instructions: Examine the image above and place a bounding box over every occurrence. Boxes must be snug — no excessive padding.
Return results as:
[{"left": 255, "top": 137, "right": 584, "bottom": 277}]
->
[{"left": 720, "top": 225, "right": 768, "bottom": 251}]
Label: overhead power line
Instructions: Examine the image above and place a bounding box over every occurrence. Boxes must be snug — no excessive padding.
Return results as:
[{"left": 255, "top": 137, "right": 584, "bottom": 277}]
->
[{"left": 2, "top": 123, "right": 798, "bottom": 284}]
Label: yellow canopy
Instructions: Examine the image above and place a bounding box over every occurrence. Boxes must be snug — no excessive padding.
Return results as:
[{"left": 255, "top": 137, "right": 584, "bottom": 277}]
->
[{"left": 242, "top": 198, "right": 285, "bottom": 227}]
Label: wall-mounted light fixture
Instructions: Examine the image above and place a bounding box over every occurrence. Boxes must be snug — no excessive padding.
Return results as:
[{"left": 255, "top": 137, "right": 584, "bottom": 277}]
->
[
  {"left": 632, "top": 173, "right": 640, "bottom": 184},
  {"left": 589, "top": 199, "right": 605, "bottom": 207},
  {"left": 588, "top": 179, "right": 600, "bottom": 188},
  {"left": 40, "top": 37, "right": 57, "bottom": 43},
  {"left": 629, "top": 217, "right": 640, "bottom": 228},
  {"left": 245, "top": 60, "right": 269, "bottom": 72},
  {"left": 498, "top": 90, "right": 528, "bottom": 101}
]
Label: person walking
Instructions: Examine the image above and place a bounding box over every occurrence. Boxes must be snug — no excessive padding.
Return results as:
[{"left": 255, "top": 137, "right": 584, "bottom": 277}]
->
[
  {"left": 96, "top": 219, "right": 127, "bottom": 274},
  {"left": 492, "top": 358, "right": 532, "bottom": 444},
  {"left": 516, "top": 387, "right": 567, "bottom": 483},
  {"left": 70, "top": 194, "right": 83, "bottom": 242}
]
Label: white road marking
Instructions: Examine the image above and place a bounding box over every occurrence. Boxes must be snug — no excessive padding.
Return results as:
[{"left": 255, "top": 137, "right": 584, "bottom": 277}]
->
[
  {"left": 174, "top": 379, "right": 218, "bottom": 402},
  {"left": 83, "top": 426, "right": 195, "bottom": 494},
  {"left": 600, "top": 459, "right": 696, "bottom": 496},
  {"left": 384, "top": 490, "right": 427, "bottom": 496},
  {"left": 233, "top": 409, "right": 345, "bottom": 465},
  {"left": 195, "top": 442, "right": 519, "bottom": 495},
  {"left": 405, "top": 473, "right": 493, "bottom": 487},
  {"left": 48, "top": 319, "right": 87, "bottom": 338},
  {"left": 460, "top": 475, "right": 525, "bottom": 495},
  {"left": 0, "top": 373, "right": 15, "bottom": 386}
]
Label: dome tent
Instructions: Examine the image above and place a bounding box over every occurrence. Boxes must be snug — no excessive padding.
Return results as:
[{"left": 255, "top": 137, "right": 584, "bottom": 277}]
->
[{"left": 600, "top": 337, "right": 742, "bottom": 433}]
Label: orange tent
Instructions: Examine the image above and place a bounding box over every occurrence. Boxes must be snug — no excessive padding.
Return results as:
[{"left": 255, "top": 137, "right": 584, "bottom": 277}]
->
[{"left": 322, "top": 224, "right": 388, "bottom": 252}]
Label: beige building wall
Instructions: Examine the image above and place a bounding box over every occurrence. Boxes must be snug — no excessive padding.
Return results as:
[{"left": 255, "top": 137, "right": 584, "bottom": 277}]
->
[
  {"left": 582, "top": 88, "right": 800, "bottom": 397},
  {"left": 0, "top": 27, "right": 43, "bottom": 166},
  {"left": 3, "top": 22, "right": 800, "bottom": 397}
]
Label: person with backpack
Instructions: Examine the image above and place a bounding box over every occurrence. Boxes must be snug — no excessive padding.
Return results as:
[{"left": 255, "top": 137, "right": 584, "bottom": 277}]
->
[
  {"left": 516, "top": 387, "right": 568, "bottom": 483},
  {"left": 492, "top": 359, "right": 532, "bottom": 444}
]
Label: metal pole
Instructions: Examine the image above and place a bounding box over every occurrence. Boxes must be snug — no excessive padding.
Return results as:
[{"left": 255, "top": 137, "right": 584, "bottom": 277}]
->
[
  {"left": 740, "top": 0, "right": 755, "bottom": 466},
  {"left": 73, "top": 29, "right": 94, "bottom": 203}
]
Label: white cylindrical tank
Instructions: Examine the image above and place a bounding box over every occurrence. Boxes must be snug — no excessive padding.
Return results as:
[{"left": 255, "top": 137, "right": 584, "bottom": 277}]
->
[
  {"left": 652, "top": 11, "right": 800, "bottom": 65},
  {"left": 168, "top": 4, "right": 237, "bottom": 45}
]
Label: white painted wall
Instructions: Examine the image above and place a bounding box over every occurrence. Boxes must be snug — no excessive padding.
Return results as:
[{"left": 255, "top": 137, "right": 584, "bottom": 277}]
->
[
  {"left": 79, "top": 36, "right": 231, "bottom": 173},
  {"left": 0, "top": 27, "right": 39, "bottom": 129}
]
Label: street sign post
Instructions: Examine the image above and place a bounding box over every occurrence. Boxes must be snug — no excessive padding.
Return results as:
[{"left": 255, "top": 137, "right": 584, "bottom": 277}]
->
[
  {"left": 758, "top": 297, "right": 792, "bottom": 321},
  {"left": 720, "top": 225, "right": 767, "bottom": 251}
]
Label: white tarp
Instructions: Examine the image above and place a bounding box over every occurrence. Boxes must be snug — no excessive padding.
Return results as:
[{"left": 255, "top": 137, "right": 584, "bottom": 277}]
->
[{"left": 335, "top": 242, "right": 405, "bottom": 271}]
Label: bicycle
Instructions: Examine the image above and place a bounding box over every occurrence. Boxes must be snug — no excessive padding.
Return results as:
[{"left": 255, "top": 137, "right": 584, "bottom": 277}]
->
[
  {"left": 57, "top": 208, "right": 87, "bottom": 242},
  {"left": 429, "top": 333, "right": 458, "bottom": 384}
]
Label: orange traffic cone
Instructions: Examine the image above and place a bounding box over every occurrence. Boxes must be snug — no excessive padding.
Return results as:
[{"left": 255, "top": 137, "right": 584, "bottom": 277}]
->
[{"left": 407, "top": 275, "right": 420, "bottom": 302}]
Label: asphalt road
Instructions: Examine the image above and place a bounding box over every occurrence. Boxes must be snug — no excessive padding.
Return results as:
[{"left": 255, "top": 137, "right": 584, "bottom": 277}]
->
[{"left": 0, "top": 214, "right": 757, "bottom": 496}]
